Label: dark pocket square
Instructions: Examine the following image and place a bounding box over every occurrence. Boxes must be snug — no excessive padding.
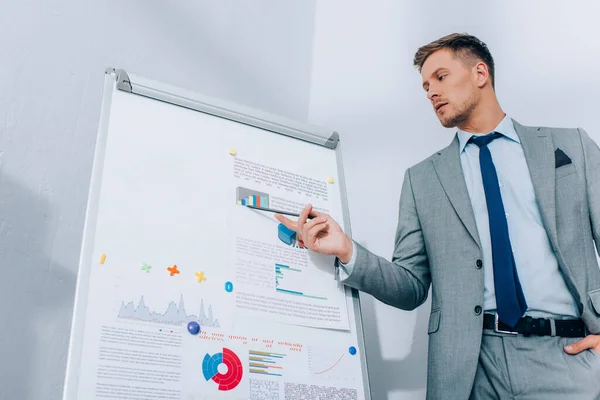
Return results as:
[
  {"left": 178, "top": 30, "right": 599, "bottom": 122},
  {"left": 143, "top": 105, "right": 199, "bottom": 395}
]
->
[{"left": 555, "top": 148, "right": 572, "bottom": 168}]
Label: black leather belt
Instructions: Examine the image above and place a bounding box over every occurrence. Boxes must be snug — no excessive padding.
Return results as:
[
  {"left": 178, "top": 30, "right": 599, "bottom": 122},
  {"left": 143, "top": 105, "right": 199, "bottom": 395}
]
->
[{"left": 483, "top": 313, "right": 585, "bottom": 338}]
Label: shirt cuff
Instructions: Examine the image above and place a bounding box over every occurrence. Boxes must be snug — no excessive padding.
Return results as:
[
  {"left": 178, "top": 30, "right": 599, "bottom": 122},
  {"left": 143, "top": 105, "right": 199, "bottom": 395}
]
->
[{"left": 335, "top": 241, "right": 357, "bottom": 281}]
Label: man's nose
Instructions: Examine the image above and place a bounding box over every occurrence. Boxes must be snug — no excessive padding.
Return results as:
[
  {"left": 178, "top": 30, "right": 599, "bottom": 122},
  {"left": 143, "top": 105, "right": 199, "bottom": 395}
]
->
[
  {"left": 427, "top": 89, "right": 439, "bottom": 101},
  {"left": 427, "top": 84, "right": 439, "bottom": 101}
]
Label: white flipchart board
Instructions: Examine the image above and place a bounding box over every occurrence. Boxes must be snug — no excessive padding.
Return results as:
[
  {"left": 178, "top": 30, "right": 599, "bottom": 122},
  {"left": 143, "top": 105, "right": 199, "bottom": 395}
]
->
[{"left": 63, "top": 69, "right": 371, "bottom": 400}]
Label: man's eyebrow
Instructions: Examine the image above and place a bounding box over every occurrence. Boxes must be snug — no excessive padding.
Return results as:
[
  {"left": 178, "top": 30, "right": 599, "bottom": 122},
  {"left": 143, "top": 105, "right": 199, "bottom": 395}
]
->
[{"left": 422, "top": 67, "right": 449, "bottom": 89}]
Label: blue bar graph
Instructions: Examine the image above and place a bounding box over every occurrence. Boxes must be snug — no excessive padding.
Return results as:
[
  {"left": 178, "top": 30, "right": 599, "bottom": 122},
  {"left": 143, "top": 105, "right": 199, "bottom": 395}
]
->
[{"left": 275, "top": 263, "right": 327, "bottom": 300}]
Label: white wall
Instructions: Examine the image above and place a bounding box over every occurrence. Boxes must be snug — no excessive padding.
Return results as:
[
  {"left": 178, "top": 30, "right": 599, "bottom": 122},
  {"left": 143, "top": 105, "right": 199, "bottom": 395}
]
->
[
  {"left": 2, "top": 1, "right": 600, "bottom": 399},
  {"left": 308, "top": 1, "right": 600, "bottom": 399},
  {"left": 0, "top": 2, "right": 316, "bottom": 399}
]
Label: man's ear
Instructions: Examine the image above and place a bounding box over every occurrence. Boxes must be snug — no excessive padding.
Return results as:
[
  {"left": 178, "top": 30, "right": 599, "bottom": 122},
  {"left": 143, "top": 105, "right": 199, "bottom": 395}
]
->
[{"left": 475, "top": 62, "right": 489, "bottom": 88}]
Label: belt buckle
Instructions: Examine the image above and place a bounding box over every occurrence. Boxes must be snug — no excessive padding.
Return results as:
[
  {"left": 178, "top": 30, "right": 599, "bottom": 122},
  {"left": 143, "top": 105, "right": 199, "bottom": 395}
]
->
[{"left": 494, "top": 313, "right": 518, "bottom": 335}]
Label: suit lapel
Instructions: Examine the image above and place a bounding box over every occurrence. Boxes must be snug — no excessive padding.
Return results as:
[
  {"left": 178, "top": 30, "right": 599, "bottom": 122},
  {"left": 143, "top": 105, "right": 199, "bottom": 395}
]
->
[
  {"left": 513, "top": 120, "right": 558, "bottom": 250},
  {"left": 433, "top": 135, "right": 481, "bottom": 248}
]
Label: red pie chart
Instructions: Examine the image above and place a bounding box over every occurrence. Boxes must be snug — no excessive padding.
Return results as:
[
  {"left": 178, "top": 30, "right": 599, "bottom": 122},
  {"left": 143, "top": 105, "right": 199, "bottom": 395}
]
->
[{"left": 202, "top": 347, "right": 243, "bottom": 391}]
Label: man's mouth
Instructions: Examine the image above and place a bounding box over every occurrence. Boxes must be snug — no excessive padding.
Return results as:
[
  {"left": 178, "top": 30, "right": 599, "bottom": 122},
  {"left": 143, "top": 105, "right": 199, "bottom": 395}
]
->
[{"left": 435, "top": 102, "right": 448, "bottom": 112}]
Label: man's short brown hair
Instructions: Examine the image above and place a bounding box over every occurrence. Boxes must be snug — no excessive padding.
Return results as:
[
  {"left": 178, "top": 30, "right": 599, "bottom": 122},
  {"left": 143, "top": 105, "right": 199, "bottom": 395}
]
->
[{"left": 413, "top": 33, "right": 495, "bottom": 89}]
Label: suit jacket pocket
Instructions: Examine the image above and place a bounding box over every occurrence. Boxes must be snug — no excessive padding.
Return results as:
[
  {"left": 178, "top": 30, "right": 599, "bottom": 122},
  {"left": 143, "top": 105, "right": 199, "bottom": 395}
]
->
[
  {"left": 428, "top": 309, "right": 441, "bottom": 334},
  {"left": 589, "top": 289, "right": 600, "bottom": 315},
  {"left": 556, "top": 163, "right": 576, "bottom": 179}
]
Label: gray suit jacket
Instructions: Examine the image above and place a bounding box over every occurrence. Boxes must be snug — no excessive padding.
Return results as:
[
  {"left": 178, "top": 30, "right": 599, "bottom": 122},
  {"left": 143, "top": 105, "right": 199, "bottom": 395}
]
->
[{"left": 341, "top": 120, "right": 600, "bottom": 399}]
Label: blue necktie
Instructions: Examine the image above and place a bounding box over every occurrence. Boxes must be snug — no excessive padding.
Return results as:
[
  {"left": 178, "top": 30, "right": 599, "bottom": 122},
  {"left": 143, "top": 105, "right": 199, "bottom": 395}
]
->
[{"left": 469, "top": 132, "right": 527, "bottom": 328}]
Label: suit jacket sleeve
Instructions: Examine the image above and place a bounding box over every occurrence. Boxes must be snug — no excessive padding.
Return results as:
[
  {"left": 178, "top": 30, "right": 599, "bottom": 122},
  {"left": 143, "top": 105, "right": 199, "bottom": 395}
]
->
[
  {"left": 338, "top": 168, "right": 431, "bottom": 310},
  {"left": 580, "top": 128, "right": 600, "bottom": 257}
]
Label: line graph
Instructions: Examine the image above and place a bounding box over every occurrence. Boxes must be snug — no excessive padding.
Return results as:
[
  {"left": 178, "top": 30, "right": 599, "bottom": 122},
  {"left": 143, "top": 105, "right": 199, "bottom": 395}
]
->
[
  {"left": 308, "top": 347, "right": 358, "bottom": 382},
  {"left": 118, "top": 294, "right": 220, "bottom": 327},
  {"left": 312, "top": 354, "right": 345, "bottom": 375}
]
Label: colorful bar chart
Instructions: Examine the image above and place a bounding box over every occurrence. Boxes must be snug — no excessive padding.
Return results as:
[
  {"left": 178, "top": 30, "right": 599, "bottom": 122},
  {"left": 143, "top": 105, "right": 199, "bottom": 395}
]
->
[
  {"left": 275, "top": 264, "right": 327, "bottom": 300},
  {"left": 236, "top": 187, "right": 269, "bottom": 209},
  {"left": 249, "top": 350, "right": 286, "bottom": 377}
]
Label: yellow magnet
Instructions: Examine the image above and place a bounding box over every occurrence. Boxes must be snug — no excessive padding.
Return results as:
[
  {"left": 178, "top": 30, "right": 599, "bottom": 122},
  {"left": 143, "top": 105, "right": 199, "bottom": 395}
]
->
[
  {"left": 229, "top": 148, "right": 237, "bottom": 156},
  {"left": 100, "top": 254, "right": 107, "bottom": 264},
  {"left": 327, "top": 177, "right": 335, "bottom": 184},
  {"left": 195, "top": 271, "right": 207, "bottom": 283}
]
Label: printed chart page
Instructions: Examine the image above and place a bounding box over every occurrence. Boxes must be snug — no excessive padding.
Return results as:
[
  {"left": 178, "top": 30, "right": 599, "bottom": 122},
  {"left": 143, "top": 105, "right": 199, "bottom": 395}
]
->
[{"left": 227, "top": 155, "right": 349, "bottom": 331}]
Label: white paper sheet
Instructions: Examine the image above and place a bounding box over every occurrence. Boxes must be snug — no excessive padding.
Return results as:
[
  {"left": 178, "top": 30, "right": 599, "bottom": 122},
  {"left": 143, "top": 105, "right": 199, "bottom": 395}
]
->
[{"left": 227, "top": 157, "right": 349, "bottom": 331}]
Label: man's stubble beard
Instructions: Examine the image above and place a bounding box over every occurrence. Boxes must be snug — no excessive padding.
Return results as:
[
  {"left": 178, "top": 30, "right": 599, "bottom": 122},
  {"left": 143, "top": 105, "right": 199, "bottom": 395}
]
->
[{"left": 440, "top": 94, "right": 478, "bottom": 129}]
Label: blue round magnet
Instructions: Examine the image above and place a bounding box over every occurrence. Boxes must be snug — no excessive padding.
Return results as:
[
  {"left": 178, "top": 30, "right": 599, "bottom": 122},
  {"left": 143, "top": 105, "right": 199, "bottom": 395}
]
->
[
  {"left": 349, "top": 346, "right": 357, "bottom": 355},
  {"left": 225, "top": 281, "right": 233, "bottom": 292},
  {"left": 187, "top": 321, "right": 200, "bottom": 335}
]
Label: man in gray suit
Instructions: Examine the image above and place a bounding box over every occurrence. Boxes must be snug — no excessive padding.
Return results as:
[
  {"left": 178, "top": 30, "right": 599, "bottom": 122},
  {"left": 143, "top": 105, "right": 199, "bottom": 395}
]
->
[{"left": 276, "top": 33, "right": 600, "bottom": 399}]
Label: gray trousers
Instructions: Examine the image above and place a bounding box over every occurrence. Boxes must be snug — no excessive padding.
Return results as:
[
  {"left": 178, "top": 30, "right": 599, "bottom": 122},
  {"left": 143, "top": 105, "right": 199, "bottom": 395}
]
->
[{"left": 468, "top": 328, "right": 600, "bottom": 399}]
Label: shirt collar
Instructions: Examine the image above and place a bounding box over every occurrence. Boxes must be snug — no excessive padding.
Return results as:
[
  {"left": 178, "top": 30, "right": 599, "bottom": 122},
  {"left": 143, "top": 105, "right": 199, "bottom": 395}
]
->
[{"left": 457, "top": 115, "right": 520, "bottom": 153}]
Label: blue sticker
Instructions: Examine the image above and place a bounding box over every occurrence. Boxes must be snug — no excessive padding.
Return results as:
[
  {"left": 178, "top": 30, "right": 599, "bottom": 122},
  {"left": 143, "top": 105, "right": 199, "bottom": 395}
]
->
[
  {"left": 225, "top": 281, "right": 233, "bottom": 292},
  {"left": 349, "top": 346, "right": 357, "bottom": 355},
  {"left": 277, "top": 223, "right": 296, "bottom": 246},
  {"left": 187, "top": 321, "right": 200, "bottom": 335}
]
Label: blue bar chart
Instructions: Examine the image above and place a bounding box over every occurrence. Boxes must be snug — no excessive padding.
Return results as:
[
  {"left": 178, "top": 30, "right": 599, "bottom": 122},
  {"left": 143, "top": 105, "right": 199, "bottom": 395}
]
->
[{"left": 275, "top": 264, "right": 327, "bottom": 300}]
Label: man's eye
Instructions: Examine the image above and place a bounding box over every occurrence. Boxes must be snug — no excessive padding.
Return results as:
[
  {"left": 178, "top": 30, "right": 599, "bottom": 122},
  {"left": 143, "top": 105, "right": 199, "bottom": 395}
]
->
[{"left": 439, "top": 75, "right": 447, "bottom": 81}]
